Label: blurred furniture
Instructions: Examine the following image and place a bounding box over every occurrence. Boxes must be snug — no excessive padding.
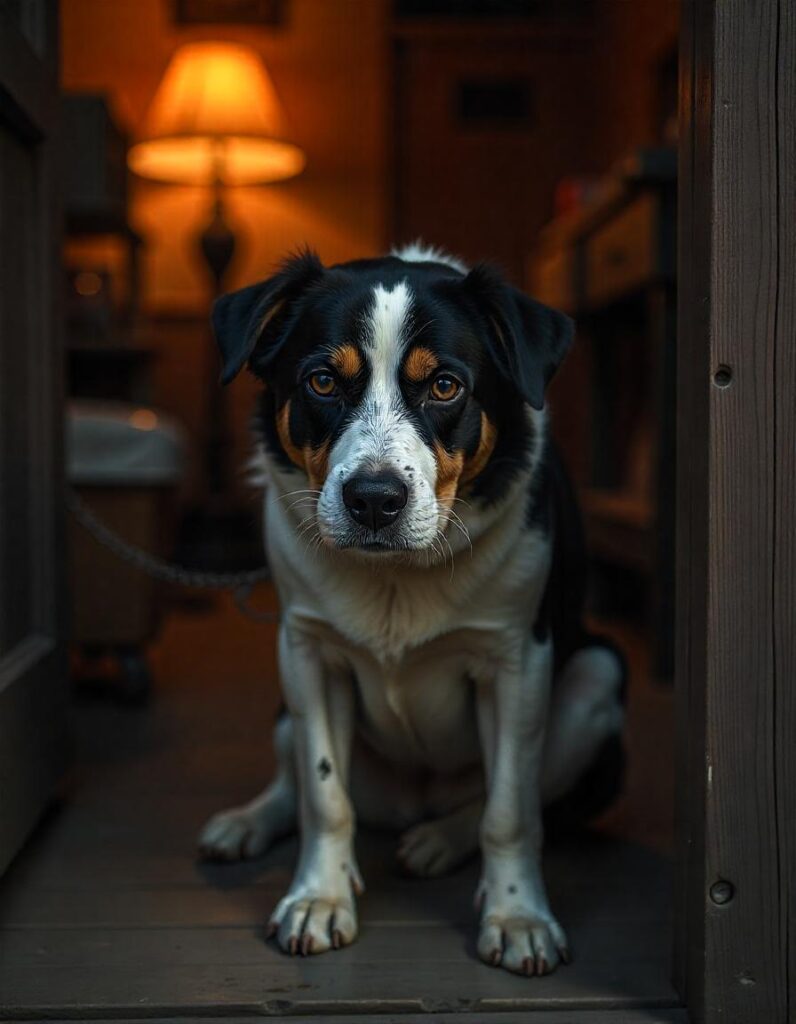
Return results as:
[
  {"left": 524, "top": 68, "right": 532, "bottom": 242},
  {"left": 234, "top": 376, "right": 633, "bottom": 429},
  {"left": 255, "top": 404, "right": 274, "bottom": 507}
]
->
[
  {"left": 63, "top": 95, "right": 142, "bottom": 330},
  {"left": 63, "top": 95, "right": 153, "bottom": 402},
  {"left": 67, "top": 401, "right": 186, "bottom": 701},
  {"left": 529, "top": 148, "right": 677, "bottom": 676},
  {"left": 68, "top": 344, "right": 157, "bottom": 404}
]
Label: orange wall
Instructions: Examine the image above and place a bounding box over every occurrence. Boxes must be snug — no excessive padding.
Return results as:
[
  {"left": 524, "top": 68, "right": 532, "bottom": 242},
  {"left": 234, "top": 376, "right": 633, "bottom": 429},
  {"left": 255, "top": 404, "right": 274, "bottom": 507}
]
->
[{"left": 61, "top": 0, "right": 390, "bottom": 315}]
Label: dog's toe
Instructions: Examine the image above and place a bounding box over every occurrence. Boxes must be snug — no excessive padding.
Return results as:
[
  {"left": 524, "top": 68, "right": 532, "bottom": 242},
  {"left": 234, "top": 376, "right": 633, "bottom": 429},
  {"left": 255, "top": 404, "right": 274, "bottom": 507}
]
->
[
  {"left": 477, "top": 911, "right": 569, "bottom": 977},
  {"left": 198, "top": 808, "right": 270, "bottom": 862},
  {"left": 270, "top": 893, "right": 357, "bottom": 956}
]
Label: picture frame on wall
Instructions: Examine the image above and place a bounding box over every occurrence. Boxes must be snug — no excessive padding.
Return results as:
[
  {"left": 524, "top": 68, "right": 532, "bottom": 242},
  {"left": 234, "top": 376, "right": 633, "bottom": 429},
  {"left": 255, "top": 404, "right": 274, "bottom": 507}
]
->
[{"left": 173, "top": 0, "right": 286, "bottom": 26}]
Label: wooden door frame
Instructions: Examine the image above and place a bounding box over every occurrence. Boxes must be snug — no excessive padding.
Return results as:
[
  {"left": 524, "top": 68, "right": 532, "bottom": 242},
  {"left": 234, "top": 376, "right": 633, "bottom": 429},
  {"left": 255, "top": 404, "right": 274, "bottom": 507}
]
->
[
  {"left": 0, "top": 0, "right": 66, "bottom": 875},
  {"left": 675, "top": 2, "right": 794, "bottom": 1022}
]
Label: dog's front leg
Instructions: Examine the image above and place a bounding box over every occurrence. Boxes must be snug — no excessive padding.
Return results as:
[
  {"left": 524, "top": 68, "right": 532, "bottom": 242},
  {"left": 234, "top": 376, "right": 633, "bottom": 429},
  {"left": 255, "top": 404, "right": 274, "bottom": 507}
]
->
[
  {"left": 475, "top": 634, "right": 570, "bottom": 976},
  {"left": 268, "top": 625, "right": 361, "bottom": 955}
]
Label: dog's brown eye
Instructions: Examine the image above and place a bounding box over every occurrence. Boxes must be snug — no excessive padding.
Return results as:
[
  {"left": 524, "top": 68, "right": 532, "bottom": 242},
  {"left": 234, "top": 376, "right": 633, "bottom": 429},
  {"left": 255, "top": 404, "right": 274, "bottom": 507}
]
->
[
  {"left": 308, "top": 372, "right": 337, "bottom": 398},
  {"left": 430, "top": 375, "right": 461, "bottom": 402}
]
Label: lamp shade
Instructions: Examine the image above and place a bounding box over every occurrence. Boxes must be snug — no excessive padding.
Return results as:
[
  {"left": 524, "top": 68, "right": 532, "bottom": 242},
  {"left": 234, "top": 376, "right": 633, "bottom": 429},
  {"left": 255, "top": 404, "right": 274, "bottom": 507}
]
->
[{"left": 128, "top": 42, "right": 305, "bottom": 186}]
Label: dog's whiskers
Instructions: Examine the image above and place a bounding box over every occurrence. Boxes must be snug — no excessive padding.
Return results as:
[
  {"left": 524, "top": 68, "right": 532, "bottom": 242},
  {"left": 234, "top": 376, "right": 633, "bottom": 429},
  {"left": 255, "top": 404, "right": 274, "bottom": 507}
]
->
[
  {"left": 272, "top": 488, "right": 323, "bottom": 507},
  {"left": 443, "top": 508, "right": 473, "bottom": 556},
  {"left": 285, "top": 497, "right": 321, "bottom": 513}
]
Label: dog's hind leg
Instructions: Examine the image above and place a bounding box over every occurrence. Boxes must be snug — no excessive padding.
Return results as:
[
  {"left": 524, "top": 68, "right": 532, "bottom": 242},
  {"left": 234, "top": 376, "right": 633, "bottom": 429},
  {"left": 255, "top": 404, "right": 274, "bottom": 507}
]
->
[
  {"left": 540, "top": 643, "right": 625, "bottom": 809},
  {"left": 397, "top": 797, "right": 482, "bottom": 877},
  {"left": 396, "top": 765, "right": 484, "bottom": 877},
  {"left": 198, "top": 713, "right": 298, "bottom": 861}
]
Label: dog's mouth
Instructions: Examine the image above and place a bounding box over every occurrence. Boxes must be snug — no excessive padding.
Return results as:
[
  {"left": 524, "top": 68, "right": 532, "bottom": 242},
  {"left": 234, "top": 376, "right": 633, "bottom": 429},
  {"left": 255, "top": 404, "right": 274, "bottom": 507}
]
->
[
  {"left": 336, "top": 536, "right": 404, "bottom": 554},
  {"left": 324, "top": 526, "right": 426, "bottom": 556}
]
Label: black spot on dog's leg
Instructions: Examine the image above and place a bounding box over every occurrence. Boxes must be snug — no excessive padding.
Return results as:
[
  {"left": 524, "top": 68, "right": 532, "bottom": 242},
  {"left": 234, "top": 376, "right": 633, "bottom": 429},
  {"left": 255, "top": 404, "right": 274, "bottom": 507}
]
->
[
  {"left": 508, "top": 884, "right": 518, "bottom": 894},
  {"left": 317, "top": 757, "right": 332, "bottom": 780}
]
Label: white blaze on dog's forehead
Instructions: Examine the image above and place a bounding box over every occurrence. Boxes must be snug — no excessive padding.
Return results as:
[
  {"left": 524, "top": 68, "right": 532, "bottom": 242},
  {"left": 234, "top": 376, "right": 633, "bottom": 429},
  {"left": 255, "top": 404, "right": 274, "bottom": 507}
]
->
[
  {"left": 391, "top": 242, "right": 467, "bottom": 275},
  {"left": 363, "top": 281, "right": 413, "bottom": 393},
  {"left": 323, "top": 276, "right": 438, "bottom": 545}
]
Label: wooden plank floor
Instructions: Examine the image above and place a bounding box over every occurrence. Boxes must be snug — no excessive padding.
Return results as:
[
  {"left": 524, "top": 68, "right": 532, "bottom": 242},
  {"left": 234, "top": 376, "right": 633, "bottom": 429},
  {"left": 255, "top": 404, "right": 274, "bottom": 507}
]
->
[{"left": 0, "top": 593, "right": 679, "bottom": 1021}]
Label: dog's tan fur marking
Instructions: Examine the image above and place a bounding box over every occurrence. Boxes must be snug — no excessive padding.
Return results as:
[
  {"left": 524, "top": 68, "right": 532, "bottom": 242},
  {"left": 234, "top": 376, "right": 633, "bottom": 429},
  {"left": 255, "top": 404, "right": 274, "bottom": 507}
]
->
[
  {"left": 433, "top": 413, "right": 496, "bottom": 506},
  {"left": 330, "top": 344, "right": 363, "bottom": 380},
  {"left": 277, "top": 401, "right": 331, "bottom": 488},
  {"left": 261, "top": 298, "right": 286, "bottom": 333},
  {"left": 404, "top": 346, "right": 439, "bottom": 383},
  {"left": 277, "top": 401, "right": 305, "bottom": 471},
  {"left": 433, "top": 441, "right": 465, "bottom": 507},
  {"left": 305, "top": 440, "right": 330, "bottom": 491},
  {"left": 461, "top": 413, "right": 498, "bottom": 488}
]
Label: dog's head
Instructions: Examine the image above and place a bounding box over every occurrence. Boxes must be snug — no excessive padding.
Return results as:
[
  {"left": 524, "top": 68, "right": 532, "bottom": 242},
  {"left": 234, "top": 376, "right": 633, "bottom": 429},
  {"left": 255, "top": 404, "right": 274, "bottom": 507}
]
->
[{"left": 213, "top": 248, "right": 572, "bottom": 557}]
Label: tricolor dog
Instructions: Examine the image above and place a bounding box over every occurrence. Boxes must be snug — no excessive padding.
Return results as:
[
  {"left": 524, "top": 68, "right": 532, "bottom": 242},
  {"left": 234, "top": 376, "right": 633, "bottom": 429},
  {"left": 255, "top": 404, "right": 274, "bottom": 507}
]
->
[{"left": 199, "top": 244, "right": 625, "bottom": 976}]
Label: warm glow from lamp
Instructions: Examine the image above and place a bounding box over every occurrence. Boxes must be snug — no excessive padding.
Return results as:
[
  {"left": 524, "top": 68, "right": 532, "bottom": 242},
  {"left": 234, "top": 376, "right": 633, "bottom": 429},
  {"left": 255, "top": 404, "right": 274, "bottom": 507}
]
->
[{"left": 128, "top": 42, "right": 305, "bottom": 186}]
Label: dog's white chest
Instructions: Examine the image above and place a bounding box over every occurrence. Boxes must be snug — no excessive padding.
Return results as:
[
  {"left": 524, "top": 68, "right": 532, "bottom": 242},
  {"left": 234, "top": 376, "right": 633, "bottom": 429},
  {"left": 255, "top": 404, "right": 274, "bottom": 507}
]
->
[{"left": 346, "top": 641, "right": 482, "bottom": 771}]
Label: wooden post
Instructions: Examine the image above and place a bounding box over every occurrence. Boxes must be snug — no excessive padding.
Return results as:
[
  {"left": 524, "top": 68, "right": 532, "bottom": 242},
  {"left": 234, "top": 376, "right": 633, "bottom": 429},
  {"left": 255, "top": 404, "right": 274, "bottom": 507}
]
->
[{"left": 675, "top": 2, "right": 795, "bottom": 1022}]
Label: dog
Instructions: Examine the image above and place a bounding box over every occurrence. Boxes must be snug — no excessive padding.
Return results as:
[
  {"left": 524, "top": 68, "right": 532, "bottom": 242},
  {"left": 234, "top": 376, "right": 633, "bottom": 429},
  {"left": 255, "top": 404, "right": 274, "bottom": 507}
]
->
[{"left": 199, "top": 243, "right": 625, "bottom": 976}]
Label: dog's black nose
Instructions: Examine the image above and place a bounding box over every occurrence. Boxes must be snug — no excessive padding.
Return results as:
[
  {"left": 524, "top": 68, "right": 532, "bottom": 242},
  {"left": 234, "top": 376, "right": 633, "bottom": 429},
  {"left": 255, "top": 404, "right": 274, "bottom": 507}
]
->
[{"left": 342, "top": 474, "right": 409, "bottom": 532}]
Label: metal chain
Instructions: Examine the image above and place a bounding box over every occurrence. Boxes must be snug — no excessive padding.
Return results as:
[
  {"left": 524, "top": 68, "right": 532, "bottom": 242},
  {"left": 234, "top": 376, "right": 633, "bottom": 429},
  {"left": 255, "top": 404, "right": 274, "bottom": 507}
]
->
[{"left": 66, "top": 488, "right": 277, "bottom": 619}]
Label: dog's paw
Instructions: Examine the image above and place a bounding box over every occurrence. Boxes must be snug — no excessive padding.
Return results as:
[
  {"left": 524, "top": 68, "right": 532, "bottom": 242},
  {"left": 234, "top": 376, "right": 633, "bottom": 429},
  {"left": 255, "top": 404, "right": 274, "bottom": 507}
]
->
[
  {"left": 198, "top": 803, "right": 283, "bottom": 862},
  {"left": 397, "top": 820, "right": 463, "bottom": 877},
  {"left": 476, "top": 884, "right": 570, "bottom": 976},
  {"left": 268, "top": 868, "right": 362, "bottom": 955}
]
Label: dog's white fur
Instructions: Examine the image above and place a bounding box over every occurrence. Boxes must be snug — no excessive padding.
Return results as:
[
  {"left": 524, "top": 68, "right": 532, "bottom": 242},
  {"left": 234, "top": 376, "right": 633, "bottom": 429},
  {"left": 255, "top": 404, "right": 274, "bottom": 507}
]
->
[
  {"left": 317, "top": 281, "right": 444, "bottom": 553},
  {"left": 200, "top": 250, "right": 624, "bottom": 975}
]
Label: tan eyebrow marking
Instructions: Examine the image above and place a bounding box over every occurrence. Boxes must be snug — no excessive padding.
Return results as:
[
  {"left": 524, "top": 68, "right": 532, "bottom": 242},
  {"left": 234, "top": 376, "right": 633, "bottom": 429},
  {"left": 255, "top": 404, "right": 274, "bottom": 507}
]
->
[
  {"left": 329, "top": 343, "right": 363, "bottom": 379},
  {"left": 403, "top": 345, "right": 439, "bottom": 383}
]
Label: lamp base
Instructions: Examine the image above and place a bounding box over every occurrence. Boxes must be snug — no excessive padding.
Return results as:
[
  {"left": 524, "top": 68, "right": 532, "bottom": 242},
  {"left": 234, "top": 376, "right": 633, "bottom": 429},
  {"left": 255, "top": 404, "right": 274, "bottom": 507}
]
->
[
  {"left": 198, "top": 190, "right": 236, "bottom": 498},
  {"left": 199, "top": 194, "right": 236, "bottom": 294}
]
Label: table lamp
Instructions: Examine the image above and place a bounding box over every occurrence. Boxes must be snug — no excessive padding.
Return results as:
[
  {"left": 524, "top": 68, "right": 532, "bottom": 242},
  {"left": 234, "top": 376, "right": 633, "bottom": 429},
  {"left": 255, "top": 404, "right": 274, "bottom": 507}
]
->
[
  {"left": 128, "top": 42, "right": 304, "bottom": 545},
  {"left": 129, "top": 41, "right": 304, "bottom": 294}
]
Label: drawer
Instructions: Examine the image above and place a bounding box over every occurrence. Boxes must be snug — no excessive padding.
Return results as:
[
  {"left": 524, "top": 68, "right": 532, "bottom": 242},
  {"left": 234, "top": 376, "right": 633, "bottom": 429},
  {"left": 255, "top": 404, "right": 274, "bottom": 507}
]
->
[
  {"left": 527, "top": 245, "right": 576, "bottom": 313},
  {"left": 584, "top": 193, "right": 658, "bottom": 307}
]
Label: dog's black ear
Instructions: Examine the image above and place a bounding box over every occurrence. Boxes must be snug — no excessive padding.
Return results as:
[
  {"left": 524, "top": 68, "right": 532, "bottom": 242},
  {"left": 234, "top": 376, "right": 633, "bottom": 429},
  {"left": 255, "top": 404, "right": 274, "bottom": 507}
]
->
[
  {"left": 212, "top": 249, "right": 325, "bottom": 384},
  {"left": 463, "top": 263, "right": 574, "bottom": 410}
]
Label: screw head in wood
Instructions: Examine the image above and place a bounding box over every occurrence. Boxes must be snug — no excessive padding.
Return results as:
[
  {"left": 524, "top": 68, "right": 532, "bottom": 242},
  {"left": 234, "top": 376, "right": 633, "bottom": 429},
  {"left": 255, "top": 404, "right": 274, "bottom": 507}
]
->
[{"left": 710, "top": 879, "right": 735, "bottom": 905}]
